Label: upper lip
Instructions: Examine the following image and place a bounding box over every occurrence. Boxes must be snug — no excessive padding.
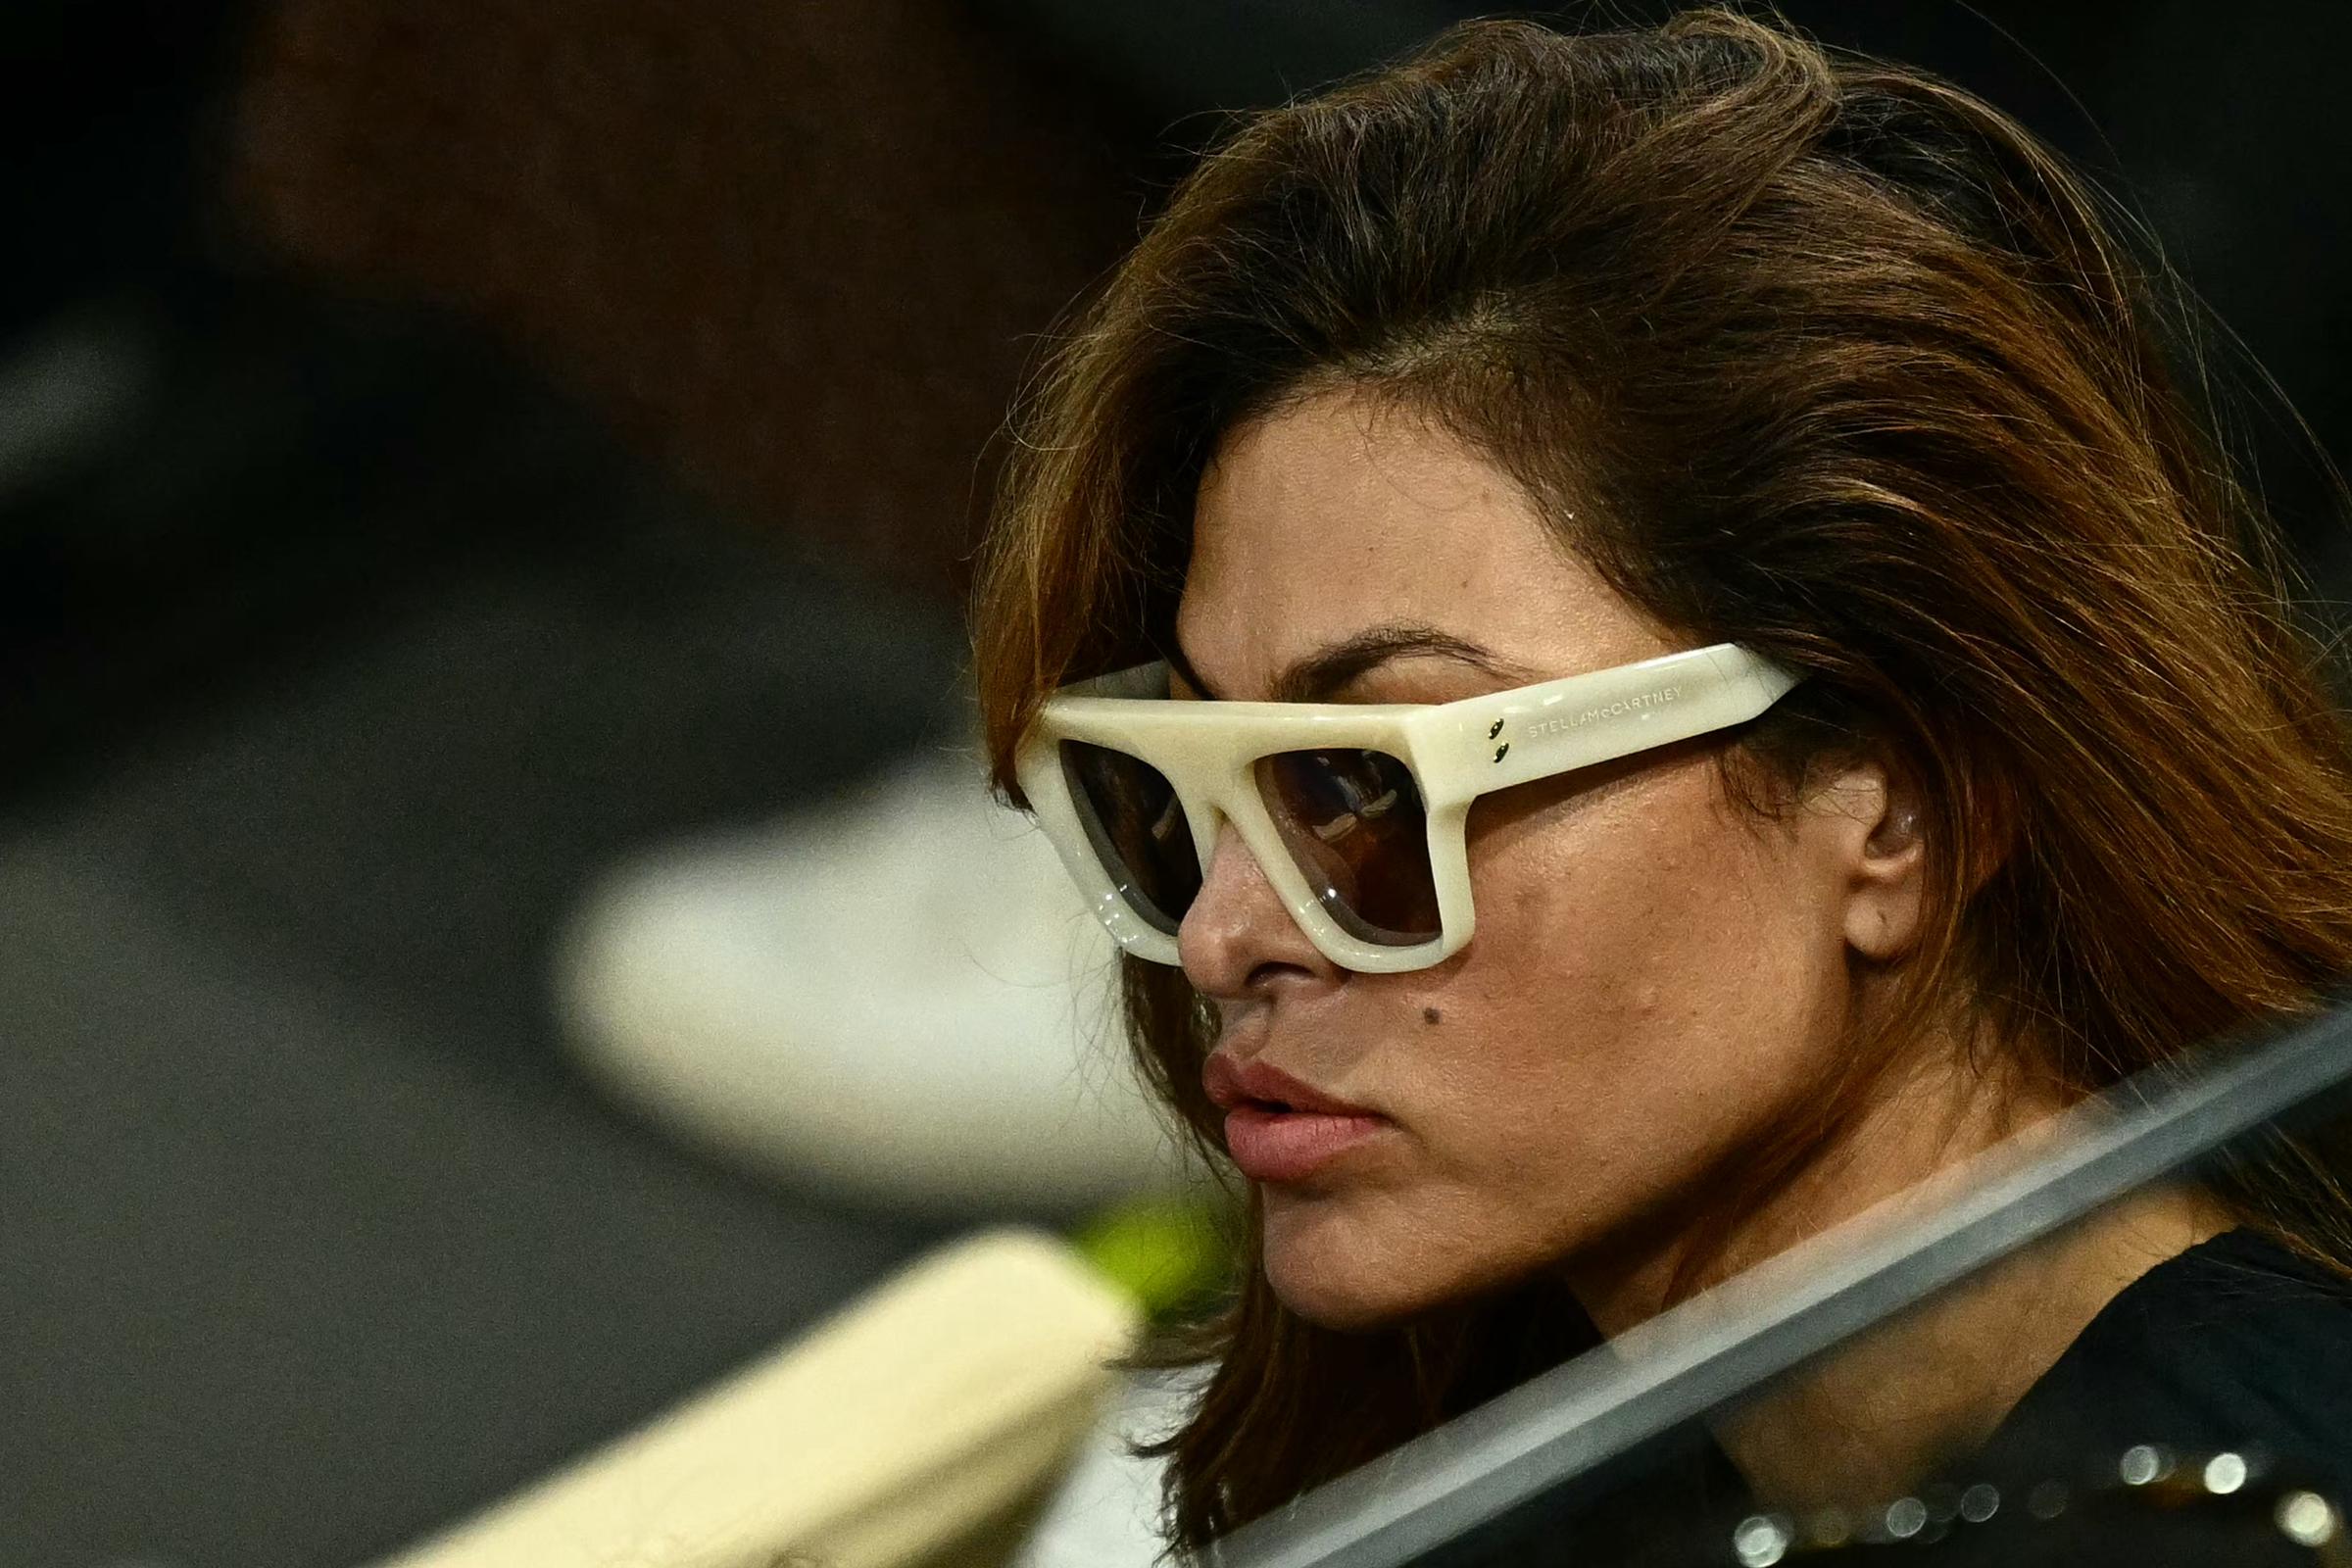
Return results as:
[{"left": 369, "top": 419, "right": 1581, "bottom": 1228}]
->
[{"left": 1202, "top": 1053, "right": 1378, "bottom": 1116}]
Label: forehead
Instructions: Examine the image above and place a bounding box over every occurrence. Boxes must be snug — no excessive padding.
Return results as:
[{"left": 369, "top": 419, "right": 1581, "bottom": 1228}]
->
[{"left": 1178, "top": 389, "right": 1659, "bottom": 689}]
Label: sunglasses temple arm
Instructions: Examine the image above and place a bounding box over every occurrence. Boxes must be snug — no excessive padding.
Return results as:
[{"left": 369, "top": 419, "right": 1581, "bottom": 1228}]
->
[{"left": 1414, "top": 656, "right": 1800, "bottom": 802}]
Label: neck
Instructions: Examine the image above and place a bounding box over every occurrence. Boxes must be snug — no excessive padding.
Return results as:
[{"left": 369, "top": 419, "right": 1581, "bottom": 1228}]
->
[
  {"left": 1560, "top": 1037, "right": 2231, "bottom": 1506},
  {"left": 1711, "top": 1180, "right": 2228, "bottom": 1505}
]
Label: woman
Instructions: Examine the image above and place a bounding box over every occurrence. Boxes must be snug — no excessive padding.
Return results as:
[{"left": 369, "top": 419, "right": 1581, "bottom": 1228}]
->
[{"left": 971, "top": 8, "right": 2352, "bottom": 1553}]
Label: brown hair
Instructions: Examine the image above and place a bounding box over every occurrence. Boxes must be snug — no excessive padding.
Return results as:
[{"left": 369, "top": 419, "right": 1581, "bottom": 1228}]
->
[{"left": 969, "top": 8, "right": 2352, "bottom": 1551}]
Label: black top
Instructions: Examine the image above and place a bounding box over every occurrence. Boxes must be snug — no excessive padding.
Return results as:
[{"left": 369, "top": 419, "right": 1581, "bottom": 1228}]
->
[
  {"left": 1433, "top": 1227, "right": 2352, "bottom": 1566},
  {"left": 1969, "top": 1225, "right": 2352, "bottom": 1496}
]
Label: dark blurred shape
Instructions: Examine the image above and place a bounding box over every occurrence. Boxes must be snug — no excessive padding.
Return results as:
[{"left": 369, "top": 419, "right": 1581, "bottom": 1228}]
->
[
  {"left": 0, "top": 0, "right": 246, "bottom": 335},
  {"left": 975, "top": 0, "right": 1470, "bottom": 130},
  {"left": 1, "top": 832, "right": 948, "bottom": 1565},
  {"left": 6, "top": 3, "right": 1081, "bottom": 1564},
  {"left": 4, "top": 283, "right": 629, "bottom": 791},
  {"left": 229, "top": 0, "right": 1140, "bottom": 602}
]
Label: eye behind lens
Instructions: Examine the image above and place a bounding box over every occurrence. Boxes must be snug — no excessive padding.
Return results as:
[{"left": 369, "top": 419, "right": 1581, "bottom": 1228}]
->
[
  {"left": 1256, "top": 749, "right": 1441, "bottom": 948},
  {"left": 1061, "top": 740, "right": 1202, "bottom": 935}
]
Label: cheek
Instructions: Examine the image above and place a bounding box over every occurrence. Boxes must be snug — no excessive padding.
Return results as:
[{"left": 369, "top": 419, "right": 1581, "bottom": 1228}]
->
[
  {"left": 1260, "top": 773, "right": 1851, "bottom": 1325},
  {"left": 1463, "top": 776, "right": 1826, "bottom": 1125}
]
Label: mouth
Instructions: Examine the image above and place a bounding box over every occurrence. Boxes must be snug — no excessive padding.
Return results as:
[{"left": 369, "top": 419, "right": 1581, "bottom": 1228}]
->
[
  {"left": 1202, "top": 1052, "right": 1394, "bottom": 1184},
  {"left": 1202, "top": 1053, "right": 1373, "bottom": 1116}
]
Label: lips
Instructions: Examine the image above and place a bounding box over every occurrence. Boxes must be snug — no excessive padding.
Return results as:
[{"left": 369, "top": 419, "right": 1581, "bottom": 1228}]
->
[{"left": 1202, "top": 1053, "right": 1393, "bottom": 1184}]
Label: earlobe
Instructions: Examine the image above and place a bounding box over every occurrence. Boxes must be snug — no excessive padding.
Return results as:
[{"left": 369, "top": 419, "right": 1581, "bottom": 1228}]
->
[{"left": 1840, "top": 762, "right": 1929, "bottom": 963}]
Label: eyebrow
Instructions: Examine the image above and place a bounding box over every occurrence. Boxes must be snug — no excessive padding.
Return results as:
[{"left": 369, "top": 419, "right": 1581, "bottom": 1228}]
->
[{"left": 1166, "top": 622, "right": 1541, "bottom": 703}]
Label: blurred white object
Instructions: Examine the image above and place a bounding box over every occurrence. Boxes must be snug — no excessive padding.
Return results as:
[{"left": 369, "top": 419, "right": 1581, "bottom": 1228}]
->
[
  {"left": 556, "top": 744, "right": 1194, "bottom": 1213},
  {"left": 374, "top": 1229, "right": 1142, "bottom": 1568},
  {"left": 1012, "top": 1367, "right": 1200, "bottom": 1568}
]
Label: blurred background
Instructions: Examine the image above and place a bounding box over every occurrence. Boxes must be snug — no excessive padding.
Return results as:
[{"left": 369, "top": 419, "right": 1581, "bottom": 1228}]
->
[{"left": 4, "top": 3, "right": 2347, "bottom": 1565}]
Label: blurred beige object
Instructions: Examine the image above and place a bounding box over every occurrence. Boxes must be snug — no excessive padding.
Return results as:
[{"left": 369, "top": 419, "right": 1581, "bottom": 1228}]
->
[
  {"left": 555, "top": 749, "right": 1196, "bottom": 1214},
  {"left": 375, "top": 1229, "right": 1141, "bottom": 1568}
]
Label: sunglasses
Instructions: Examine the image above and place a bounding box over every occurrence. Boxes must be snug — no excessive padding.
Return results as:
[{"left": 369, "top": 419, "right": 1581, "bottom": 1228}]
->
[{"left": 1015, "top": 642, "right": 1801, "bottom": 974}]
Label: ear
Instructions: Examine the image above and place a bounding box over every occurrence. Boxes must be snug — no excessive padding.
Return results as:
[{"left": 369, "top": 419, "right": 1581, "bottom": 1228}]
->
[{"left": 1816, "top": 757, "right": 1929, "bottom": 963}]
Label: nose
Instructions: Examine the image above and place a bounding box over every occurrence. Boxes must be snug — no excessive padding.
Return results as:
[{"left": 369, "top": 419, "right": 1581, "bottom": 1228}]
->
[{"left": 1177, "top": 818, "right": 1341, "bottom": 998}]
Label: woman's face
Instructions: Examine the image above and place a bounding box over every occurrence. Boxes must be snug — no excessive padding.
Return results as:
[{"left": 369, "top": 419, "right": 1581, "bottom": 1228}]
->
[{"left": 1175, "top": 387, "right": 1925, "bottom": 1331}]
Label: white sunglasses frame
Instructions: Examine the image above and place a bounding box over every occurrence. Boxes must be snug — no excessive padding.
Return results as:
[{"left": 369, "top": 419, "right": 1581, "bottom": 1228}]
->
[{"left": 1015, "top": 641, "right": 1802, "bottom": 974}]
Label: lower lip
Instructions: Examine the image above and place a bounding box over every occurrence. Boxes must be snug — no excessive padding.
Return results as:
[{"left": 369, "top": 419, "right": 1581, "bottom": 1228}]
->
[{"left": 1223, "top": 1105, "right": 1393, "bottom": 1184}]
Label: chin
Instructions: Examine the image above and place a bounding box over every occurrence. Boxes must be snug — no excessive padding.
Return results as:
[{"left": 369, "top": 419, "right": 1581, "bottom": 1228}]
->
[{"left": 1260, "top": 1189, "right": 1457, "bottom": 1330}]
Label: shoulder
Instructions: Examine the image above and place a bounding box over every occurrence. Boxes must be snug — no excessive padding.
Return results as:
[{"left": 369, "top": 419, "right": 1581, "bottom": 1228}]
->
[{"left": 1974, "top": 1229, "right": 2352, "bottom": 1494}]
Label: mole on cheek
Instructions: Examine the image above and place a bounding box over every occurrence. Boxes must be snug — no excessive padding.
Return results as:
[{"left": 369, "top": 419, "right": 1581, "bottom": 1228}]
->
[{"left": 1422, "top": 1006, "right": 1443, "bottom": 1026}]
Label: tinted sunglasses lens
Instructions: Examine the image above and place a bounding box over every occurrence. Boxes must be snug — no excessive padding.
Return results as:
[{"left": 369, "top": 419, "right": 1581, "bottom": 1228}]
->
[
  {"left": 1060, "top": 741, "right": 1201, "bottom": 935},
  {"left": 1256, "top": 749, "right": 1439, "bottom": 947}
]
